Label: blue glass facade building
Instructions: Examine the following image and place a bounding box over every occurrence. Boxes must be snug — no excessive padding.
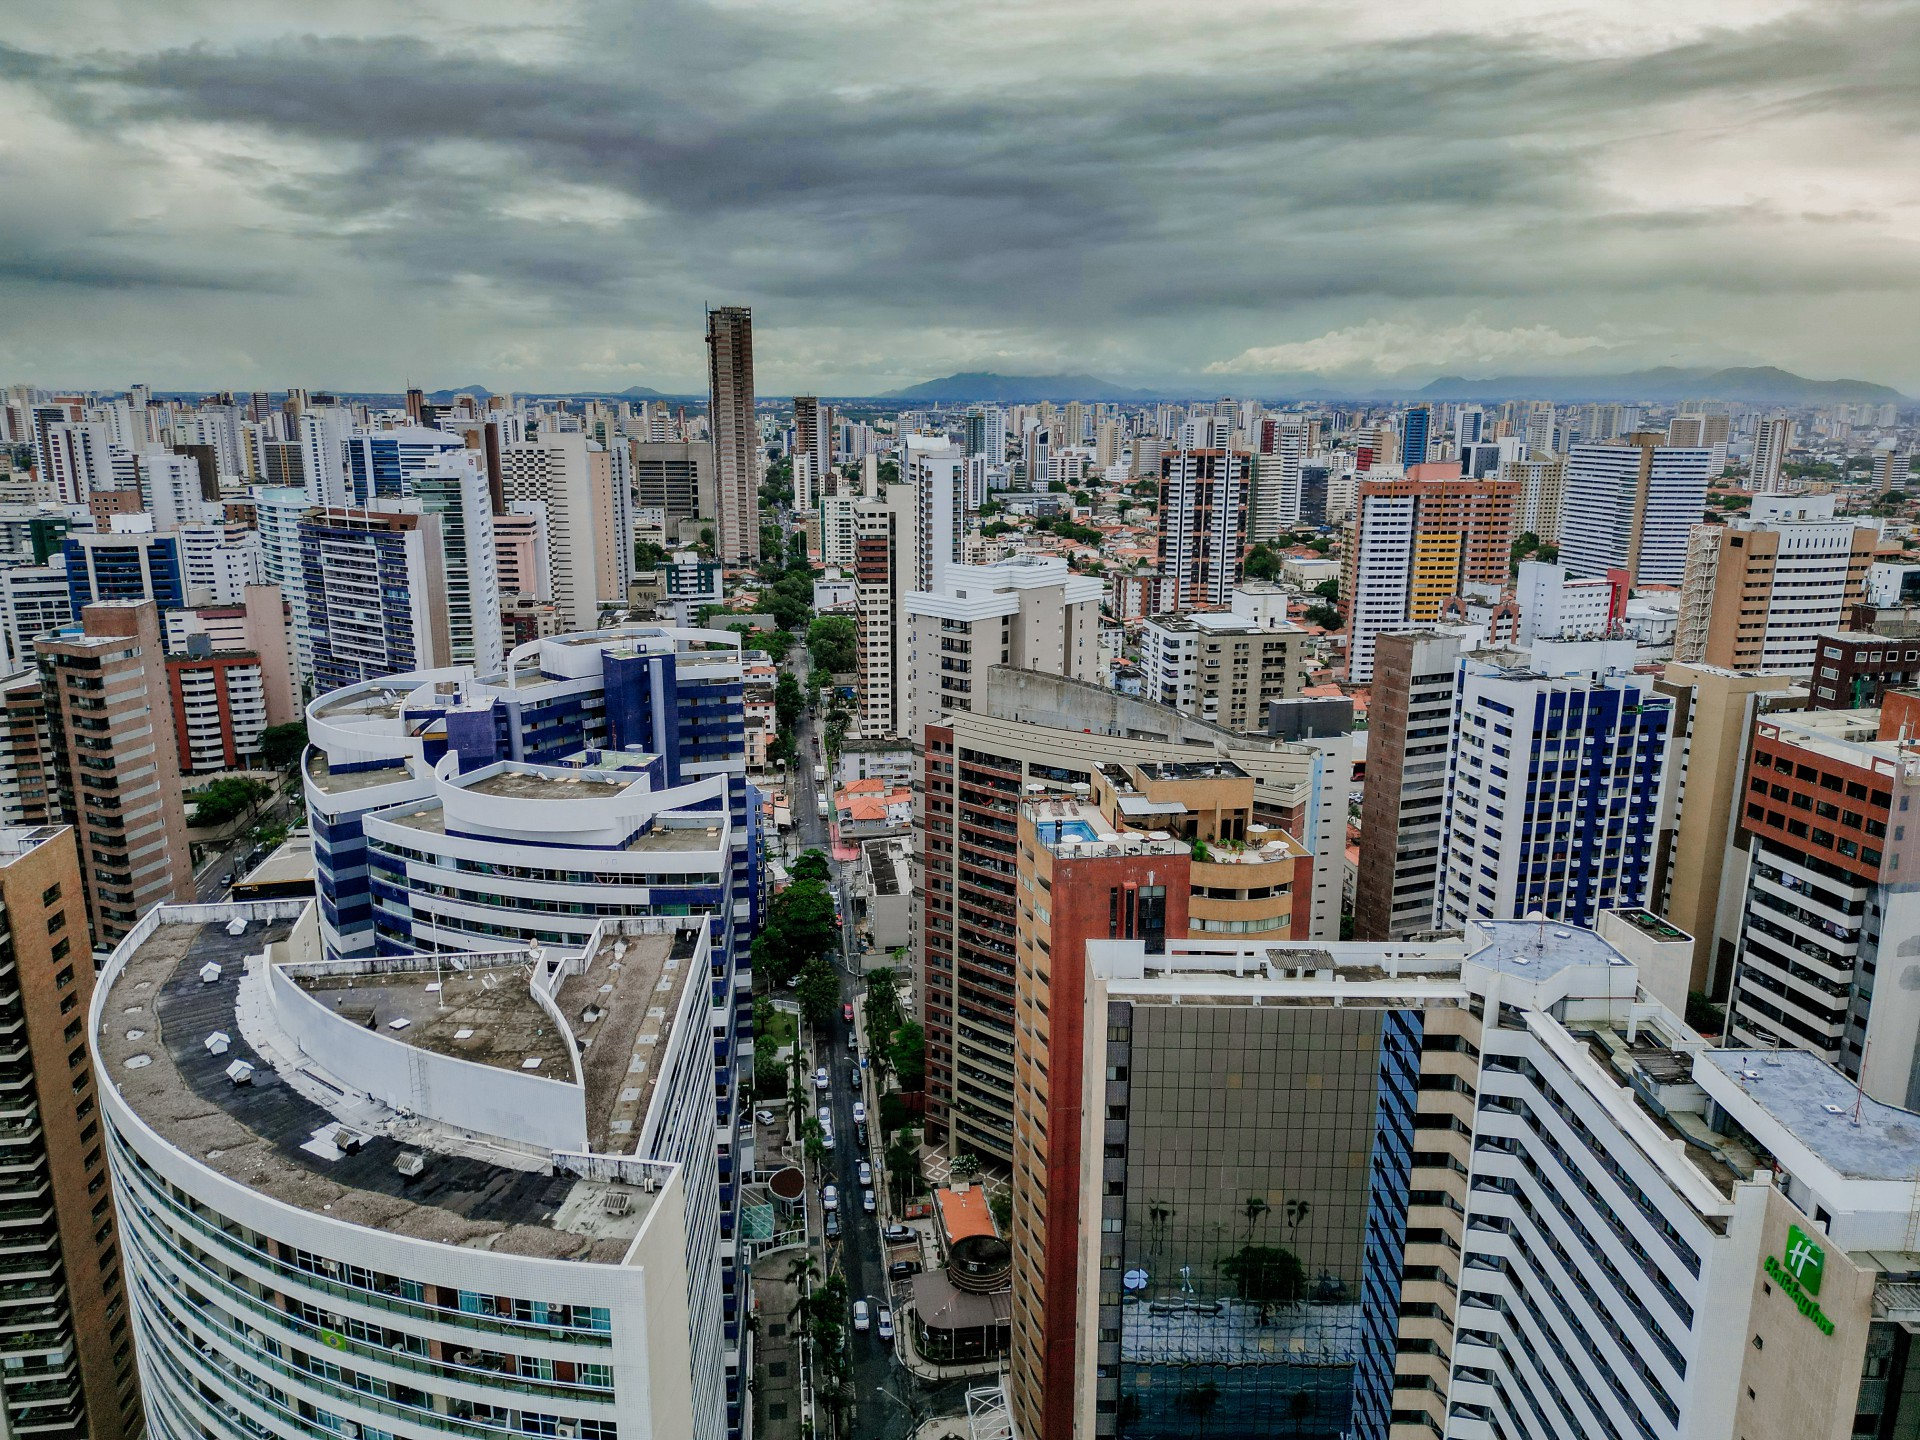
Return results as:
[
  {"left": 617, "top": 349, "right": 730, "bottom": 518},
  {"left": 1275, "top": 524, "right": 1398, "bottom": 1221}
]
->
[{"left": 63, "top": 532, "right": 186, "bottom": 613}]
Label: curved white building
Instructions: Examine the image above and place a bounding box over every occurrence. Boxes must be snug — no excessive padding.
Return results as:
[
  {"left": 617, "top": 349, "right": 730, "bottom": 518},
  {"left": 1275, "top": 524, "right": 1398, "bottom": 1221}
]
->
[{"left": 95, "top": 900, "right": 726, "bottom": 1440}]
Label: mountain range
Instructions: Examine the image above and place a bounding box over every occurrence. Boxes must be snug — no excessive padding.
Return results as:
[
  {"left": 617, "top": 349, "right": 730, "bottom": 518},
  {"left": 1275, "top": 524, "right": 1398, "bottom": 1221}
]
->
[{"left": 876, "top": 365, "right": 1904, "bottom": 406}]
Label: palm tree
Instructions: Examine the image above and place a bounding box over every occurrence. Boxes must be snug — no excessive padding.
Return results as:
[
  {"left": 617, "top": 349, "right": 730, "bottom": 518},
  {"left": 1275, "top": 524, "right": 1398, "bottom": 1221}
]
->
[
  {"left": 1242, "top": 1196, "right": 1270, "bottom": 1244},
  {"left": 1285, "top": 1198, "right": 1312, "bottom": 1238}
]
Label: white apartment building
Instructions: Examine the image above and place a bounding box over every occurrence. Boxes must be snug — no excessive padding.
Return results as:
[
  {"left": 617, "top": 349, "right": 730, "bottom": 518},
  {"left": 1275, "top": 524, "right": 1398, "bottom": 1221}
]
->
[
  {"left": 1559, "top": 441, "right": 1713, "bottom": 587},
  {"left": 853, "top": 484, "right": 914, "bottom": 739},
  {"left": 902, "top": 556, "right": 1101, "bottom": 735},
  {"left": 1251, "top": 418, "right": 1307, "bottom": 541},
  {"left": 1137, "top": 609, "right": 1309, "bottom": 733},
  {"left": 0, "top": 563, "right": 71, "bottom": 670},
  {"left": 1750, "top": 413, "right": 1794, "bottom": 493},
  {"left": 499, "top": 434, "right": 625, "bottom": 632},
  {"left": 41, "top": 420, "right": 114, "bottom": 504},
  {"left": 904, "top": 433, "right": 967, "bottom": 593},
  {"left": 94, "top": 901, "right": 721, "bottom": 1440}
]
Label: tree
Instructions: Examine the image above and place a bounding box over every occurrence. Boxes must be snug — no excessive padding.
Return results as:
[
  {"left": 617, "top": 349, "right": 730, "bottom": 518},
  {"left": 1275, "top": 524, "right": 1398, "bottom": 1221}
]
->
[
  {"left": 885, "top": 1129, "right": 921, "bottom": 1201},
  {"left": 259, "top": 722, "right": 308, "bottom": 770},
  {"left": 863, "top": 966, "right": 901, "bottom": 1048},
  {"left": 775, "top": 673, "right": 806, "bottom": 734},
  {"left": 1244, "top": 544, "right": 1281, "bottom": 581},
  {"left": 1311, "top": 577, "right": 1339, "bottom": 602},
  {"left": 188, "top": 777, "right": 271, "bottom": 828},
  {"left": 807, "top": 615, "right": 856, "bottom": 675},
  {"left": 888, "top": 1018, "right": 926, "bottom": 1090},
  {"left": 1243, "top": 1196, "right": 1270, "bottom": 1243},
  {"left": 796, "top": 958, "right": 840, "bottom": 1027},
  {"left": 634, "top": 539, "right": 671, "bottom": 570},
  {"left": 950, "top": 1152, "right": 981, "bottom": 1183},
  {"left": 1302, "top": 603, "right": 1341, "bottom": 630},
  {"left": 792, "top": 849, "right": 831, "bottom": 886},
  {"left": 988, "top": 1187, "right": 1012, "bottom": 1235}
]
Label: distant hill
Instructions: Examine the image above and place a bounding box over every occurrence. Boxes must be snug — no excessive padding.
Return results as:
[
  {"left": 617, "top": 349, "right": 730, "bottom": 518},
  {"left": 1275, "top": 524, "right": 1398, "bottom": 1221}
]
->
[
  {"left": 425, "top": 385, "right": 493, "bottom": 401},
  {"left": 881, "top": 372, "right": 1157, "bottom": 402},
  {"left": 1415, "top": 366, "right": 1905, "bottom": 406}
]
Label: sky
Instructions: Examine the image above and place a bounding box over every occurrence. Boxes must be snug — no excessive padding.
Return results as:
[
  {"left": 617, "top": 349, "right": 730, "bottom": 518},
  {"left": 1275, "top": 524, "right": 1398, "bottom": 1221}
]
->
[{"left": 2, "top": 0, "right": 1918, "bottom": 395}]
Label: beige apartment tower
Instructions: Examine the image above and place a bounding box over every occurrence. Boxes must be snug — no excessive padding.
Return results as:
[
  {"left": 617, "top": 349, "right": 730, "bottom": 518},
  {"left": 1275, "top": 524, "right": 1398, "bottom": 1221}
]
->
[
  {"left": 705, "top": 305, "right": 760, "bottom": 565},
  {"left": 38, "top": 601, "right": 193, "bottom": 948}
]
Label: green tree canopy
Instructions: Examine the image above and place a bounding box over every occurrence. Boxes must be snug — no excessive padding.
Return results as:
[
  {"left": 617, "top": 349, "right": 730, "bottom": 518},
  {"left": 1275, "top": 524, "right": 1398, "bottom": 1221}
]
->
[
  {"left": 259, "top": 722, "right": 308, "bottom": 770},
  {"left": 808, "top": 615, "right": 857, "bottom": 674},
  {"left": 796, "top": 957, "right": 840, "bottom": 1027},
  {"left": 889, "top": 1018, "right": 926, "bottom": 1090},
  {"left": 188, "top": 777, "right": 271, "bottom": 828},
  {"left": 1244, "top": 544, "right": 1281, "bottom": 581},
  {"left": 792, "top": 849, "right": 831, "bottom": 886}
]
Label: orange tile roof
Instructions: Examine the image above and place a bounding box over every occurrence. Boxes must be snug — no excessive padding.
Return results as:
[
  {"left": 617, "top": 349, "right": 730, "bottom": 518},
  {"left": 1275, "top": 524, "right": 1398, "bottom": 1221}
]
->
[{"left": 936, "top": 1185, "right": 997, "bottom": 1246}]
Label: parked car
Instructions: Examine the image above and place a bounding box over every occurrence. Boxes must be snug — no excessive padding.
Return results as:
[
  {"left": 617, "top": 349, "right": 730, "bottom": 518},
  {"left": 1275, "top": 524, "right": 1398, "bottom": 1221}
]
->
[
  {"left": 855, "top": 1120, "right": 869, "bottom": 1149},
  {"left": 857, "top": 1161, "right": 872, "bottom": 1187},
  {"left": 877, "top": 1307, "right": 894, "bottom": 1343},
  {"left": 882, "top": 1224, "right": 914, "bottom": 1244},
  {"left": 818, "top": 1105, "right": 832, "bottom": 1128},
  {"left": 821, "top": 1127, "right": 835, "bottom": 1151},
  {"left": 822, "top": 1185, "right": 839, "bottom": 1212},
  {"left": 755, "top": 1109, "right": 777, "bottom": 1125},
  {"left": 842, "top": 1002, "right": 855, "bottom": 1024},
  {"left": 888, "top": 1259, "right": 921, "bottom": 1281},
  {"left": 826, "top": 1211, "right": 841, "bottom": 1238},
  {"left": 813, "top": 1067, "right": 830, "bottom": 1091},
  {"left": 852, "top": 1100, "right": 867, "bottom": 1124},
  {"left": 852, "top": 1300, "right": 870, "bottom": 1333},
  {"left": 862, "top": 1189, "right": 876, "bottom": 1214}
]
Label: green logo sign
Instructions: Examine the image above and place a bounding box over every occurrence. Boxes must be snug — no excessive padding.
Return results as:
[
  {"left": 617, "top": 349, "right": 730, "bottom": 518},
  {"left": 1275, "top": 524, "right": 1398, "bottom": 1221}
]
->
[
  {"left": 1763, "top": 1224, "right": 1836, "bottom": 1336},
  {"left": 1784, "top": 1225, "right": 1824, "bottom": 1296}
]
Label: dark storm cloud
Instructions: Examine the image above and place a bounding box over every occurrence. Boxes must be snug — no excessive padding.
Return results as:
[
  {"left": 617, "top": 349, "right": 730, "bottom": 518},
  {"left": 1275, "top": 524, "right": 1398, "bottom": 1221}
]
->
[{"left": 1, "top": 1, "right": 1918, "bottom": 387}]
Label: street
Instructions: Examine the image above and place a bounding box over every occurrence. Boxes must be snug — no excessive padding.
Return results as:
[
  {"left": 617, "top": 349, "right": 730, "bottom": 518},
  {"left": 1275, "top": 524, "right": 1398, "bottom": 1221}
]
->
[
  {"left": 779, "top": 656, "right": 965, "bottom": 1440},
  {"left": 191, "top": 783, "right": 300, "bottom": 901}
]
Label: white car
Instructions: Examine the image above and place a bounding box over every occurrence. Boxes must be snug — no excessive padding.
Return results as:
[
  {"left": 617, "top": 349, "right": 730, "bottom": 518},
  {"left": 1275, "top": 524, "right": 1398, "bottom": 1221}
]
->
[
  {"left": 813, "top": 1067, "right": 830, "bottom": 1091},
  {"left": 852, "top": 1300, "right": 870, "bottom": 1333},
  {"left": 822, "top": 1184, "right": 839, "bottom": 1212},
  {"left": 876, "top": 1307, "right": 894, "bottom": 1342},
  {"left": 821, "top": 1127, "right": 835, "bottom": 1151},
  {"left": 851, "top": 1100, "right": 867, "bottom": 1124},
  {"left": 755, "top": 1109, "right": 776, "bottom": 1125},
  {"left": 818, "top": 1105, "right": 832, "bottom": 1129},
  {"left": 857, "top": 1161, "right": 873, "bottom": 1187},
  {"left": 862, "top": 1189, "right": 876, "bottom": 1214}
]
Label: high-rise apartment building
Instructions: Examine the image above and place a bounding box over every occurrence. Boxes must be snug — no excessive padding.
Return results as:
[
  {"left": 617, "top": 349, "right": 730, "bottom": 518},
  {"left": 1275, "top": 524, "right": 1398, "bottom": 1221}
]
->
[
  {"left": 902, "top": 557, "right": 1101, "bottom": 735},
  {"left": 1749, "top": 413, "right": 1795, "bottom": 493},
  {"left": 1668, "top": 410, "right": 1732, "bottom": 473},
  {"left": 1436, "top": 641, "right": 1673, "bottom": 929},
  {"left": 0, "top": 825, "right": 141, "bottom": 1440},
  {"left": 904, "top": 433, "right": 967, "bottom": 593},
  {"left": 705, "top": 305, "right": 759, "bottom": 564},
  {"left": 38, "top": 600, "right": 193, "bottom": 946},
  {"left": 1251, "top": 417, "right": 1306, "bottom": 541},
  {"left": 96, "top": 904, "right": 725, "bottom": 1440},
  {"left": 41, "top": 421, "right": 114, "bottom": 506},
  {"left": 1673, "top": 494, "right": 1877, "bottom": 674},
  {"left": 1156, "top": 449, "right": 1249, "bottom": 610},
  {"left": 1559, "top": 437, "right": 1713, "bottom": 587},
  {"left": 1725, "top": 704, "right": 1920, "bottom": 1100},
  {"left": 919, "top": 671, "right": 1346, "bottom": 1164},
  {"left": 0, "top": 670, "right": 56, "bottom": 828},
  {"left": 1137, "top": 610, "right": 1308, "bottom": 732},
  {"left": 1339, "top": 464, "right": 1519, "bottom": 685},
  {"left": 1497, "top": 455, "right": 1565, "bottom": 541},
  {"left": 1353, "top": 626, "right": 1482, "bottom": 940},
  {"left": 499, "top": 434, "right": 628, "bottom": 632},
  {"left": 853, "top": 483, "right": 914, "bottom": 738},
  {"left": 792, "top": 394, "right": 832, "bottom": 501},
  {"left": 299, "top": 507, "right": 449, "bottom": 693}
]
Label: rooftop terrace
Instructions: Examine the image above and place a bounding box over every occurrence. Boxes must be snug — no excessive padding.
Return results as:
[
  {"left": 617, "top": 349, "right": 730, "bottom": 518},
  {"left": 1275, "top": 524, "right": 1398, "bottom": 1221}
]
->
[
  {"left": 291, "top": 961, "right": 574, "bottom": 1078},
  {"left": 98, "top": 918, "right": 669, "bottom": 1260}
]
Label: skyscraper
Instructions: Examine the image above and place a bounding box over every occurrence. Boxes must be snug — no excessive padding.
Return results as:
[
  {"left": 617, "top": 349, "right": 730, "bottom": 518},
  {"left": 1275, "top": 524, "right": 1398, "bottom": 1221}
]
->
[
  {"left": 1559, "top": 437, "right": 1713, "bottom": 587},
  {"left": 38, "top": 600, "right": 193, "bottom": 946},
  {"left": 1750, "top": 413, "right": 1795, "bottom": 493},
  {"left": 903, "top": 433, "right": 966, "bottom": 594},
  {"left": 1399, "top": 402, "right": 1432, "bottom": 466},
  {"left": 1436, "top": 641, "right": 1673, "bottom": 929},
  {"left": 1156, "top": 448, "right": 1249, "bottom": 610},
  {"left": 1339, "top": 464, "right": 1519, "bottom": 685},
  {"left": 499, "top": 433, "right": 629, "bottom": 632},
  {"left": 853, "top": 483, "right": 914, "bottom": 738},
  {"left": 299, "top": 506, "right": 450, "bottom": 692},
  {"left": 705, "top": 305, "right": 759, "bottom": 564}
]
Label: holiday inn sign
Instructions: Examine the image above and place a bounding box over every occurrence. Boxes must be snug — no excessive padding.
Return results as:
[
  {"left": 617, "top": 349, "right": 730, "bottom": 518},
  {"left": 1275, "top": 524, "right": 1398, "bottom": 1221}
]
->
[{"left": 1762, "top": 1223, "right": 1836, "bottom": 1337}]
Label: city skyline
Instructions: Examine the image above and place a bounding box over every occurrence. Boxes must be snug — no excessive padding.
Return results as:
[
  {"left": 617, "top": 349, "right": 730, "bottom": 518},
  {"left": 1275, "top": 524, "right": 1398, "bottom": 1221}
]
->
[{"left": 3, "top": 1, "right": 1920, "bottom": 392}]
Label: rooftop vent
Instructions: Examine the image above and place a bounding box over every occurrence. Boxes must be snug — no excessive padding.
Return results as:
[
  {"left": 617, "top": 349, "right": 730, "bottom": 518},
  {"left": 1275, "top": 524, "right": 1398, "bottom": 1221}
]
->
[
  {"left": 199, "top": 962, "right": 222, "bottom": 984},
  {"left": 395, "top": 1152, "right": 425, "bottom": 1179},
  {"left": 204, "top": 1032, "right": 231, "bottom": 1056},
  {"left": 224, "top": 1060, "right": 254, "bottom": 1087}
]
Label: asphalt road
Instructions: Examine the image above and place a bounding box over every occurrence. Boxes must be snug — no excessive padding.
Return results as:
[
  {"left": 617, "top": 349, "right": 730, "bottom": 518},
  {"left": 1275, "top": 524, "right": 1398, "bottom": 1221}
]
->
[
  {"left": 191, "top": 787, "right": 299, "bottom": 901},
  {"left": 780, "top": 659, "right": 955, "bottom": 1439}
]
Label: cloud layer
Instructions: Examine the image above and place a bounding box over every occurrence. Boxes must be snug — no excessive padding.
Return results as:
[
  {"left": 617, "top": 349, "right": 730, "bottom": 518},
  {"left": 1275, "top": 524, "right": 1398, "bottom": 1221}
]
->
[{"left": 2, "top": 0, "right": 1918, "bottom": 392}]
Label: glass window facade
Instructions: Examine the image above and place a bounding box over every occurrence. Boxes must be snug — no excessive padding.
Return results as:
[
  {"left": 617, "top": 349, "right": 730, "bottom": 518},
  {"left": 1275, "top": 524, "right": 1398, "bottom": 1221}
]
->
[{"left": 1099, "top": 1003, "right": 1422, "bottom": 1439}]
